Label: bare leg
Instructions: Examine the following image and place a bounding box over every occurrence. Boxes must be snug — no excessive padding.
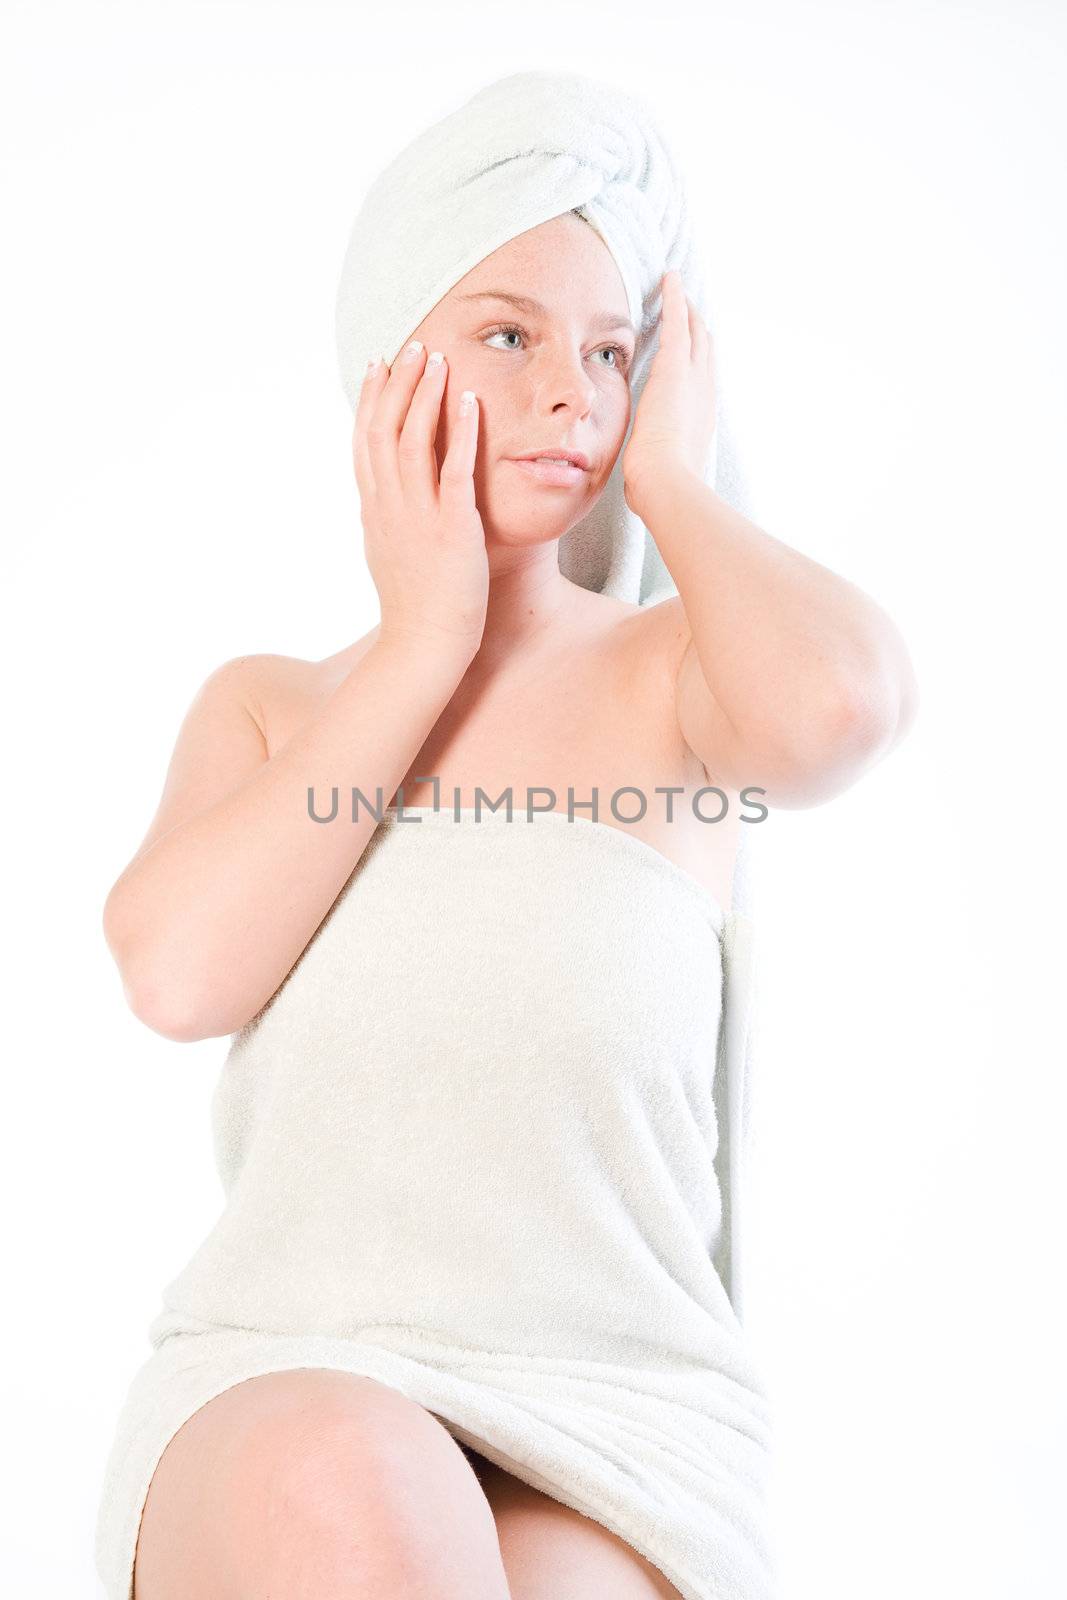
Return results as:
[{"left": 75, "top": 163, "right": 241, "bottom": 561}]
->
[{"left": 132, "top": 1369, "right": 512, "bottom": 1600}]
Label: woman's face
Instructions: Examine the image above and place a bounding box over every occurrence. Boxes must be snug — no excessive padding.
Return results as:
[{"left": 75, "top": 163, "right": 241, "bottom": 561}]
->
[{"left": 406, "top": 211, "right": 636, "bottom": 552}]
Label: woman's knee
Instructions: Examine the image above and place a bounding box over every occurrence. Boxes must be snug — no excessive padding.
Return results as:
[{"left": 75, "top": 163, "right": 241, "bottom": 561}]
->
[
  {"left": 133, "top": 1368, "right": 511, "bottom": 1600},
  {"left": 261, "top": 1372, "right": 507, "bottom": 1584}
]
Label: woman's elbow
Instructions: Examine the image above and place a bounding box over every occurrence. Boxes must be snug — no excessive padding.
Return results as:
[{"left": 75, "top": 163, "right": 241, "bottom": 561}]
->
[
  {"left": 115, "top": 962, "right": 215, "bottom": 1043},
  {"left": 102, "top": 896, "right": 220, "bottom": 1043}
]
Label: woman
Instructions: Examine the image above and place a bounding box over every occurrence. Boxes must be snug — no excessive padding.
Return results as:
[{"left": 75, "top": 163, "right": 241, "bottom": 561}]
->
[{"left": 93, "top": 73, "right": 918, "bottom": 1600}]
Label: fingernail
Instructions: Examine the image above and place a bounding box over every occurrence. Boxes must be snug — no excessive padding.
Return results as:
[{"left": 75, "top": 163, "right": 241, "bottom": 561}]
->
[
  {"left": 364, "top": 354, "right": 382, "bottom": 377},
  {"left": 459, "top": 390, "right": 476, "bottom": 415},
  {"left": 427, "top": 350, "right": 444, "bottom": 367},
  {"left": 401, "top": 340, "right": 424, "bottom": 364}
]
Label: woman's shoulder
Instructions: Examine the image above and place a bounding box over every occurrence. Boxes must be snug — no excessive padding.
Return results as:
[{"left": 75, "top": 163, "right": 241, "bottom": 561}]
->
[
  {"left": 250, "top": 628, "right": 382, "bottom": 686},
  {"left": 233, "top": 595, "right": 683, "bottom": 754},
  {"left": 232, "top": 627, "right": 382, "bottom": 754}
]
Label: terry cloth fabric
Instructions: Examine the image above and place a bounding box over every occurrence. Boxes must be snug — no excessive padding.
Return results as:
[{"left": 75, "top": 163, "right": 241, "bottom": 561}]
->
[
  {"left": 94, "top": 810, "right": 775, "bottom": 1600},
  {"left": 92, "top": 71, "right": 774, "bottom": 1600}
]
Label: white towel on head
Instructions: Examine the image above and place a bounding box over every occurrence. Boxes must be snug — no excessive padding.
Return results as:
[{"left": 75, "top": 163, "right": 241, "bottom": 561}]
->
[
  {"left": 334, "top": 67, "right": 763, "bottom": 1325},
  {"left": 335, "top": 68, "right": 756, "bottom": 604}
]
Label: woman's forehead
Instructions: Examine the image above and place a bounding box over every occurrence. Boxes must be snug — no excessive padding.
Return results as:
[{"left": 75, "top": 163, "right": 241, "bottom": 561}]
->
[{"left": 439, "top": 216, "right": 632, "bottom": 321}]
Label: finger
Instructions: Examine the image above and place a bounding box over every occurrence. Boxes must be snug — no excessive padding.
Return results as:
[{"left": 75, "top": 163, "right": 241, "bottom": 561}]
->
[
  {"left": 439, "top": 387, "right": 479, "bottom": 508},
  {"left": 367, "top": 338, "right": 429, "bottom": 503},
  {"left": 688, "top": 299, "right": 709, "bottom": 360},
  {"left": 676, "top": 281, "right": 698, "bottom": 359},
  {"left": 396, "top": 348, "right": 448, "bottom": 506},
  {"left": 353, "top": 354, "right": 389, "bottom": 501},
  {"left": 661, "top": 270, "right": 688, "bottom": 354}
]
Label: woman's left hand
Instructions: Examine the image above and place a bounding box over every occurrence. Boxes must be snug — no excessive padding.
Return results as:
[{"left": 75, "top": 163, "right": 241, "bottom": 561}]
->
[{"left": 622, "top": 269, "right": 717, "bottom": 512}]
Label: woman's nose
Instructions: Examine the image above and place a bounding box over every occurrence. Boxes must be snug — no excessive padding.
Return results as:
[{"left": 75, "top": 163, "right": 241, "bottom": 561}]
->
[{"left": 535, "top": 353, "right": 597, "bottom": 413}]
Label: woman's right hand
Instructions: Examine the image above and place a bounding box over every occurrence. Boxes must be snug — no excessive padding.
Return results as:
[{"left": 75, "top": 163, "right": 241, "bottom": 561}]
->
[{"left": 353, "top": 341, "right": 490, "bottom": 659}]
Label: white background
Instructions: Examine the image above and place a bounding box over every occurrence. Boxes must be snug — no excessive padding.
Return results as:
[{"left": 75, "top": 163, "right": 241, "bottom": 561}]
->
[{"left": 2, "top": 1, "right": 1063, "bottom": 1595}]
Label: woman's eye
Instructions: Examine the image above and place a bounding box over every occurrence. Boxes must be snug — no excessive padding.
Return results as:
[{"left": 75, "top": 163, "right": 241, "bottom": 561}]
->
[
  {"left": 483, "top": 325, "right": 629, "bottom": 372},
  {"left": 485, "top": 327, "right": 524, "bottom": 351}
]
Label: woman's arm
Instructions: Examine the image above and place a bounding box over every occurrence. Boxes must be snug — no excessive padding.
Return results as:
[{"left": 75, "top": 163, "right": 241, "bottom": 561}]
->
[
  {"left": 621, "top": 273, "right": 918, "bottom": 806},
  {"left": 629, "top": 471, "right": 920, "bottom": 808},
  {"left": 103, "top": 635, "right": 474, "bottom": 1044}
]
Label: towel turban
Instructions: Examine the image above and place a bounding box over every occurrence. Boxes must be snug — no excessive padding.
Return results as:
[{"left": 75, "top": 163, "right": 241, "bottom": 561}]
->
[{"left": 334, "top": 69, "right": 755, "bottom": 608}]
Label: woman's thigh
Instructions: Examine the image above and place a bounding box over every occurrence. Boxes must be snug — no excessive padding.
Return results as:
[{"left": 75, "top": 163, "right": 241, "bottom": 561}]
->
[
  {"left": 131, "top": 1368, "right": 511, "bottom": 1600},
  {"left": 473, "top": 1456, "right": 685, "bottom": 1600}
]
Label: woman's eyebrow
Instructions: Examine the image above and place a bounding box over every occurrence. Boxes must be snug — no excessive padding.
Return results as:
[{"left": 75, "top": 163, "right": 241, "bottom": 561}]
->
[{"left": 455, "top": 290, "right": 635, "bottom": 337}]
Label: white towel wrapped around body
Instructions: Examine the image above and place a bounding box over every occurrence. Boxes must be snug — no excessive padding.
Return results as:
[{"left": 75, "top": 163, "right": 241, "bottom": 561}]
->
[{"left": 95, "top": 809, "right": 776, "bottom": 1600}]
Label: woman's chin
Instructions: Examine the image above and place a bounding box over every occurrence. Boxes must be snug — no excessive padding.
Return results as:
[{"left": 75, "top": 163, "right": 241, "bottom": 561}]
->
[
  {"left": 479, "top": 508, "right": 579, "bottom": 550},
  {"left": 479, "top": 489, "right": 594, "bottom": 547}
]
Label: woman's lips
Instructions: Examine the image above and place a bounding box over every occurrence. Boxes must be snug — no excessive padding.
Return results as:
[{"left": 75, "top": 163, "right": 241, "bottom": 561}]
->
[{"left": 508, "top": 458, "right": 588, "bottom": 487}]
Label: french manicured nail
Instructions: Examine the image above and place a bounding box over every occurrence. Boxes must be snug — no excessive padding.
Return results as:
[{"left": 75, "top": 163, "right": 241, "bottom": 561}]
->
[
  {"left": 427, "top": 350, "right": 444, "bottom": 368},
  {"left": 401, "top": 340, "right": 424, "bottom": 364}
]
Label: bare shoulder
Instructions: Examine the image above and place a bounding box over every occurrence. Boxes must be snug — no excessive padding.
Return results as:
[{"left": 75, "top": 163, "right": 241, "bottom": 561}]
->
[
  {"left": 631, "top": 593, "right": 690, "bottom": 666},
  {"left": 611, "top": 593, "right": 691, "bottom": 689},
  {"left": 240, "top": 627, "right": 382, "bottom": 756}
]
